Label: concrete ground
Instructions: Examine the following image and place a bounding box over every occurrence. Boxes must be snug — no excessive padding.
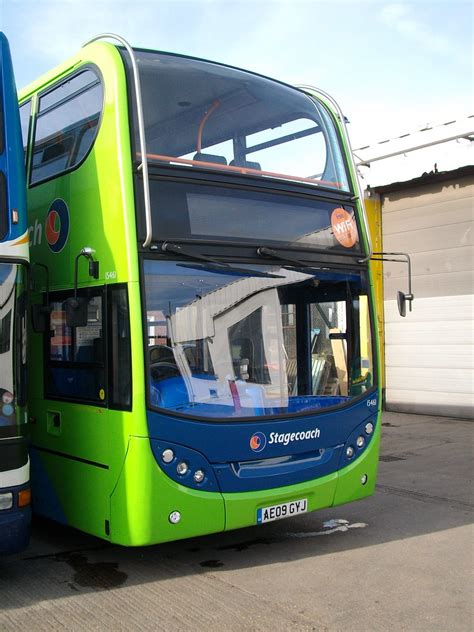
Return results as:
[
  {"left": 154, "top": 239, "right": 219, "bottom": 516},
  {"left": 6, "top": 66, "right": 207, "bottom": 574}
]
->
[{"left": 1, "top": 412, "right": 472, "bottom": 631}]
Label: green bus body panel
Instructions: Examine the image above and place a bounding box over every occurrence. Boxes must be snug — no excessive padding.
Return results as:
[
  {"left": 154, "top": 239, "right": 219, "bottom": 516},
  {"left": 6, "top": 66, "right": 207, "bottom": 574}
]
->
[
  {"left": 21, "top": 41, "right": 382, "bottom": 546},
  {"left": 23, "top": 43, "right": 148, "bottom": 541},
  {"left": 110, "top": 436, "right": 226, "bottom": 546},
  {"left": 22, "top": 42, "right": 138, "bottom": 290},
  {"left": 332, "top": 417, "right": 380, "bottom": 504}
]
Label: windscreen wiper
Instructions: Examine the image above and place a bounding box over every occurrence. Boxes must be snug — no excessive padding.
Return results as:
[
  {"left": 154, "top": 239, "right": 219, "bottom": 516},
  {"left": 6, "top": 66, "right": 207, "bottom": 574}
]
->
[
  {"left": 162, "top": 242, "right": 284, "bottom": 278},
  {"left": 256, "top": 246, "right": 328, "bottom": 272}
]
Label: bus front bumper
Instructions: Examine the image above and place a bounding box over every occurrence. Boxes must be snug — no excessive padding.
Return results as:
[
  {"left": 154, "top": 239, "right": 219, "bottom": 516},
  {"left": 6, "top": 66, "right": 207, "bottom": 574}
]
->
[
  {"left": 110, "top": 422, "right": 380, "bottom": 546},
  {"left": 0, "top": 505, "right": 31, "bottom": 554}
]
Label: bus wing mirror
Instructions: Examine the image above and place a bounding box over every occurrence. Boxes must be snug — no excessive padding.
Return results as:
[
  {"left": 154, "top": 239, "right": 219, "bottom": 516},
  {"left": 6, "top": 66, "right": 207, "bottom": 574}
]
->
[
  {"left": 31, "top": 304, "right": 52, "bottom": 333},
  {"left": 397, "top": 291, "right": 407, "bottom": 318},
  {"left": 89, "top": 260, "right": 99, "bottom": 279},
  {"left": 366, "top": 252, "right": 414, "bottom": 317},
  {"left": 65, "top": 297, "right": 89, "bottom": 328}
]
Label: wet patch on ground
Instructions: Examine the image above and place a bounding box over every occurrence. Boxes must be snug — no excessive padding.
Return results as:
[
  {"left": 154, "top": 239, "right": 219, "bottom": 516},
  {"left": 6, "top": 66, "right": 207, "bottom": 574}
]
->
[
  {"left": 57, "top": 552, "right": 128, "bottom": 589},
  {"left": 285, "top": 518, "right": 368, "bottom": 538}
]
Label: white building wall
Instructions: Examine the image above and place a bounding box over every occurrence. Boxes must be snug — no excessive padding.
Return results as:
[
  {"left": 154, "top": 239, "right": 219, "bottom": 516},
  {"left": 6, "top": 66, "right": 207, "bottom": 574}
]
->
[{"left": 381, "top": 172, "right": 474, "bottom": 418}]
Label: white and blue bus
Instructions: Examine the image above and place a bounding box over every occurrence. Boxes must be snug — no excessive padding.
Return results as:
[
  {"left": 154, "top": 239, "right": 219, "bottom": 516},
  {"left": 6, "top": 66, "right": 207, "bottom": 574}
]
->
[{"left": 0, "top": 32, "right": 30, "bottom": 554}]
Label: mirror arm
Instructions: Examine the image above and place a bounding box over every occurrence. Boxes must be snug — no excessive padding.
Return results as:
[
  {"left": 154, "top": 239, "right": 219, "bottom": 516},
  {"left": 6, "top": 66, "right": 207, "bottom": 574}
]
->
[
  {"left": 369, "top": 251, "right": 414, "bottom": 312},
  {"left": 73, "top": 247, "right": 99, "bottom": 299}
]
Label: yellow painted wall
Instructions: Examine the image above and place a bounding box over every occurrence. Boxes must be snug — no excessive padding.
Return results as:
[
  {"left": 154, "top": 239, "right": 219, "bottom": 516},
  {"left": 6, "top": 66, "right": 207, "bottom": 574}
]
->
[{"left": 364, "top": 191, "right": 385, "bottom": 390}]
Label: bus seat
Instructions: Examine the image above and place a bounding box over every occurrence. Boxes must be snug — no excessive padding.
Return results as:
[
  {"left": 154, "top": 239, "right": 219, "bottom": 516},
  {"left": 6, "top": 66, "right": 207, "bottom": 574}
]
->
[
  {"left": 149, "top": 344, "right": 175, "bottom": 364},
  {"left": 193, "top": 152, "right": 227, "bottom": 165},
  {"left": 229, "top": 159, "right": 261, "bottom": 170}
]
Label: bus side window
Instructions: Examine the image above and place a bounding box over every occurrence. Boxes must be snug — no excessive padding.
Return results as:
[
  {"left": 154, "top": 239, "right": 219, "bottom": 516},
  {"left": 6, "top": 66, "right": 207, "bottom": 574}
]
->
[
  {"left": 45, "top": 288, "right": 106, "bottom": 404},
  {"left": 30, "top": 69, "right": 103, "bottom": 185},
  {"left": 108, "top": 285, "right": 132, "bottom": 410},
  {"left": 19, "top": 101, "right": 31, "bottom": 167}
]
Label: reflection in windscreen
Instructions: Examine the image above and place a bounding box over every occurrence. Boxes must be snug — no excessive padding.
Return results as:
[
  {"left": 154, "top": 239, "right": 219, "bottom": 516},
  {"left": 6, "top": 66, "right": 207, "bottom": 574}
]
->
[{"left": 144, "top": 261, "right": 374, "bottom": 419}]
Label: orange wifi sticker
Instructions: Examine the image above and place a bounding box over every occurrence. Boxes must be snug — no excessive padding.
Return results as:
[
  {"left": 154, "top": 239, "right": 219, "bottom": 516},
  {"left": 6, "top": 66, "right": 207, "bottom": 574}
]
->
[{"left": 331, "top": 208, "right": 358, "bottom": 248}]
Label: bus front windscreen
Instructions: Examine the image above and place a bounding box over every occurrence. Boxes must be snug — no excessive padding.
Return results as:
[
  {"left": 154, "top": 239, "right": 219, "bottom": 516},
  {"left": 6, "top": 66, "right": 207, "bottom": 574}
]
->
[
  {"left": 144, "top": 260, "right": 374, "bottom": 419},
  {"left": 127, "top": 50, "right": 350, "bottom": 191},
  {"left": 0, "top": 263, "right": 27, "bottom": 435}
]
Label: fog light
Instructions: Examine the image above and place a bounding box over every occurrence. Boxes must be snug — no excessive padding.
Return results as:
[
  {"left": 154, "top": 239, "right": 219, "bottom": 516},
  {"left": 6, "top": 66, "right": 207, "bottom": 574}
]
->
[
  {"left": 346, "top": 446, "right": 355, "bottom": 458},
  {"left": 356, "top": 435, "right": 365, "bottom": 448},
  {"left": 361, "top": 474, "right": 368, "bottom": 485},
  {"left": 365, "top": 422, "right": 374, "bottom": 435},
  {"left": 0, "top": 492, "right": 13, "bottom": 511},
  {"left": 162, "top": 448, "right": 174, "bottom": 464},
  {"left": 169, "top": 511, "right": 181, "bottom": 524},
  {"left": 193, "top": 469, "right": 205, "bottom": 483},
  {"left": 176, "top": 461, "right": 189, "bottom": 476}
]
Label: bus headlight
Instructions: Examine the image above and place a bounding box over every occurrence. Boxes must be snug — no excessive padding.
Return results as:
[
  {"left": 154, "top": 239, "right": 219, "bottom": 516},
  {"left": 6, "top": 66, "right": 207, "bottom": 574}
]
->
[
  {"left": 346, "top": 446, "right": 355, "bottom": 458},
  {"left": 193, "top": 470, "right": 205, "bottom": 483},
  {"left": 162, "top": 448, "right": 175, "bottom": 464},
  {"left": 356, "top": 435, "right": 365, "bottom": 448},
  {"left": 365, "top": 422, "right": 374, "bottom": 435},
  {"left": 176, "top": 461, "right": 189, "bottom": 476},
  {"left": 0, "top": 493, "right": 13, "bottom": 511}
]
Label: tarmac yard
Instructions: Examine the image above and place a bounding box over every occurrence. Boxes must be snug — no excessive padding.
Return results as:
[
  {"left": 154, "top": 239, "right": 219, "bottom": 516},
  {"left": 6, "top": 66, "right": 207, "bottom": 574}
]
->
[{"left": 1, "top": 412, "right": 472, "bottom": 631}]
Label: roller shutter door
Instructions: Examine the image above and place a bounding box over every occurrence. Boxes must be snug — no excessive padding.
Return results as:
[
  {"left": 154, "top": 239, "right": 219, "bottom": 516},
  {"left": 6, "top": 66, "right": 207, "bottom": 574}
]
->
[{"left": 380, "top": 170, "right": 473, "bottom": 418}]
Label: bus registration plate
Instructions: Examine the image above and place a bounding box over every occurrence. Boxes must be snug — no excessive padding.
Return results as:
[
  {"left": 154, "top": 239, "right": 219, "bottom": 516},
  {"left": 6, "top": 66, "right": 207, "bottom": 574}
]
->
[{"left": 257, "top": 498, "right": 308, "bottom": 524}]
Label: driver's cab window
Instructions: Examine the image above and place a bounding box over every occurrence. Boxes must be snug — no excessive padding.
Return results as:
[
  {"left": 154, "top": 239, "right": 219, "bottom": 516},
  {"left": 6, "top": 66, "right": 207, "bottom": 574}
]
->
[{"left": 46, "top": 288, "right": 105, "bottom": 403}]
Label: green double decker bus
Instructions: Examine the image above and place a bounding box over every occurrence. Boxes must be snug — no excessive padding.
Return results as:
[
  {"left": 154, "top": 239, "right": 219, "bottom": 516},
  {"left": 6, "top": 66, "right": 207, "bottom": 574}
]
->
[{"left": 20, "top": 35, "right": 381, "bottom": 546}]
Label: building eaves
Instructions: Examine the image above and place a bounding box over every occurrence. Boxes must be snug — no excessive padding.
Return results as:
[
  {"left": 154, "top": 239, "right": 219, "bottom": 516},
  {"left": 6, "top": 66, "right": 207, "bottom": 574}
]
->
[{"left": 370, "top": 164, "right": 474, "bottom": 195}]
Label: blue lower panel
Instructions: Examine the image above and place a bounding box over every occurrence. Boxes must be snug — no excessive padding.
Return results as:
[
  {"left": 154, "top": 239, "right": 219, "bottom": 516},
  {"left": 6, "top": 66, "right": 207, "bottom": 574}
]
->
[
  {"left": 30, "top": 448, "right": 68, "bottom": 524},
  {"left": 0, "top": 502, "right": 31, "bottom": 554}
]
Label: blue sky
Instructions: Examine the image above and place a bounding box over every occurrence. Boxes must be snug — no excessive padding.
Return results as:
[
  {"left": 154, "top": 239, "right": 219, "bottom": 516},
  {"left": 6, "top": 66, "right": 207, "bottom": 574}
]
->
[{"left": 1, "top": 0, "right": 472, "bottom": 147}]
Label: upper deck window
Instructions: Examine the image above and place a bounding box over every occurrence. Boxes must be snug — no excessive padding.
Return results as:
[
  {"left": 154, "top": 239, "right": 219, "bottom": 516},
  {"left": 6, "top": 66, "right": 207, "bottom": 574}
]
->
[
  {"left": 30, "top": 69, "right": 103, "bottom": 185},
  {"left": 126, "top": 51, "right": 350, "bottom": 191},
  {"left": 19, "top": 101, "right": 31, "bottom": 166}
]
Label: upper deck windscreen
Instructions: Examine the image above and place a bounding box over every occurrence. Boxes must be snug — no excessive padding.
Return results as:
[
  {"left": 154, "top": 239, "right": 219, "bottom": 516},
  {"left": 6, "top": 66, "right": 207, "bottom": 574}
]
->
[{"left": 126, "top": 50, "right": 350, "bottom": 191}]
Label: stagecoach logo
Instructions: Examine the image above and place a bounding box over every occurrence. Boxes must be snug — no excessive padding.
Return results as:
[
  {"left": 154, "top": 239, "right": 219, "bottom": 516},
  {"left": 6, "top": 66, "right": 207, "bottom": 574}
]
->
[
  {"left": 250, "top": 432, "right": 267, "bottom": 452},
  {"left": 45, "top": 199, "right": 70, "bottom": 253},
  {"left": 250, "top": 428, "right": 321, "bottom": 452}
]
